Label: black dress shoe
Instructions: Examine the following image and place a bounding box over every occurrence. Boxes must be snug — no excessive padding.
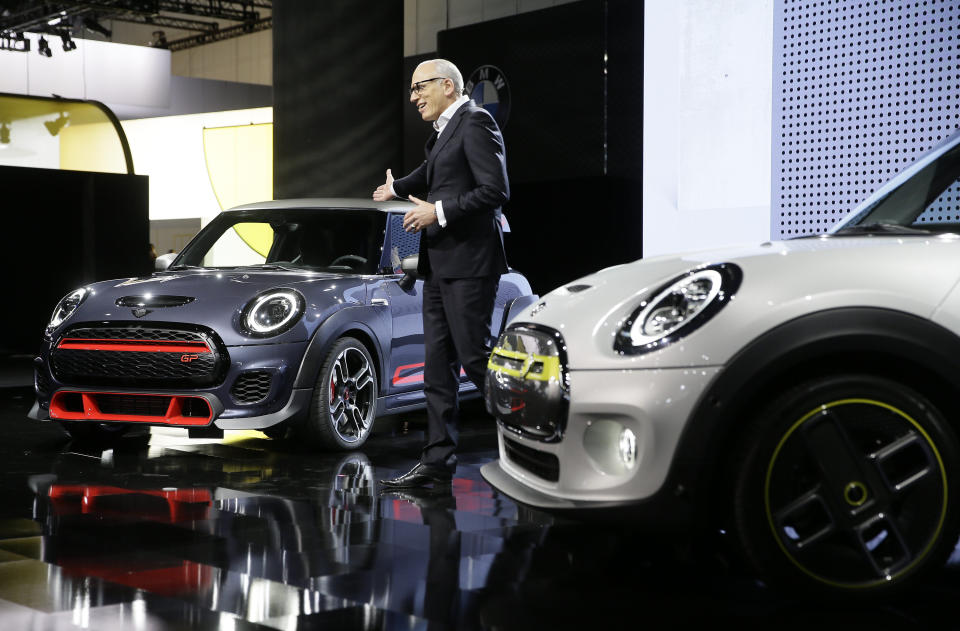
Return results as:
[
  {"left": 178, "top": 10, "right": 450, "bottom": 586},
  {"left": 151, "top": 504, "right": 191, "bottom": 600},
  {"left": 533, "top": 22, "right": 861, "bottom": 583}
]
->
[{"left": 379, "top": 463, "right": 453, "bottom": 489}]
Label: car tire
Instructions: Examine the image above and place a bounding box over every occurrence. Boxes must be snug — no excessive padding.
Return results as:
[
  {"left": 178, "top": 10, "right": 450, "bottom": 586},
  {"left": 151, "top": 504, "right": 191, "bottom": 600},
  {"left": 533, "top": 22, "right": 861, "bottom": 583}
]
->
[
  {"left": 732, "top": 374, "right": 960, "bottom": 598},
  {"left": 302, "top": 336, "right": 378, "bottom": 450},
  {"left": 57, "top": 420, "right": 130, "bottom": 442}
]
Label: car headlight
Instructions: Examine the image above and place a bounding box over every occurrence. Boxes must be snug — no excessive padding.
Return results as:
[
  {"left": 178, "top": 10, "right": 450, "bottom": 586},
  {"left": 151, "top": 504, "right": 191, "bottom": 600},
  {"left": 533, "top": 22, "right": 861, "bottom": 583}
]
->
[
  {"left": 241, "top": 289, "right": 304, "bottom": 337},
  {"left": 614, "top": 263, "right": 742, "bottom": 355},
  {"left": 46, "top": 288, "right": 88, "bottom": 335}
]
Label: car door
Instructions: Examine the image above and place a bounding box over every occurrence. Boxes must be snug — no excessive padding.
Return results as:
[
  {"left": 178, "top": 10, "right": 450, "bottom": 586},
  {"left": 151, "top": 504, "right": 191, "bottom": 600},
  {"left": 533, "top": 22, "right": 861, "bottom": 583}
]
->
[{"left": 369, "top": 213, "right": 426, "bottom": 395}]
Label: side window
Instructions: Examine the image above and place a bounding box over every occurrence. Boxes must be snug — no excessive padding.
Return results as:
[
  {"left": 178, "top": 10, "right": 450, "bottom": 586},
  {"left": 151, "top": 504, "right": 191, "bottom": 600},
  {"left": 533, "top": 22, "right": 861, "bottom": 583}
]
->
[
  {"left": 917, "top": 180, "right": 960, "bottom": 226},
  {"left": 387, "top": 214, "right": 420, "bottom": 272}
]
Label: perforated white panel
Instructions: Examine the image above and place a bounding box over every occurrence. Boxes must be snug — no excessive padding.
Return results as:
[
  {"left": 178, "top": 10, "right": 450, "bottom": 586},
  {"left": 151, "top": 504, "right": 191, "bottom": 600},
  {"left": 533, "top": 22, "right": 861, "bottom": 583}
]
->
[{"left": 773, "top": 0, "right": 960, "bottom": 238}]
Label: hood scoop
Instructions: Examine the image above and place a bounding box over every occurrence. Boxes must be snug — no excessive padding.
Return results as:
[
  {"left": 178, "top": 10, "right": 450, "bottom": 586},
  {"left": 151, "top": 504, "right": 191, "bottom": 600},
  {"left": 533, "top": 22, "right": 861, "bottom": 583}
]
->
[{"left": 116, "top": 295, "right": 195, "bottom": 308}]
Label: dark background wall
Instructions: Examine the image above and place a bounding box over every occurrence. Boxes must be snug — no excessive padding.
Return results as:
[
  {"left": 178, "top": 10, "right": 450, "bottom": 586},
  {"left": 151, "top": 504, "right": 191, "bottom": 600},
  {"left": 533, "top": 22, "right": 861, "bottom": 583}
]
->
[
  {"left": 273, "top": 0, "right": 403, "bottom": 199},
  {"left": 3, "top": 166, "right": 150, "bottom": 354},
  {"left": 434, "top": 0, "right": 644, "bottom": 294}
]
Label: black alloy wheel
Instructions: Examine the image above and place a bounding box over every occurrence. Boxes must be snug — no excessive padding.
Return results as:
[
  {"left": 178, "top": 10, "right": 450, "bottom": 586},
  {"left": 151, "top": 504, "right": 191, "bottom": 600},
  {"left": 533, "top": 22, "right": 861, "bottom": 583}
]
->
[
  {"left": 733, "top": 374, "right": 960, "bottom": 597},
  {"left": 305, "top": 337, "right": 378, "bottom": 450}
]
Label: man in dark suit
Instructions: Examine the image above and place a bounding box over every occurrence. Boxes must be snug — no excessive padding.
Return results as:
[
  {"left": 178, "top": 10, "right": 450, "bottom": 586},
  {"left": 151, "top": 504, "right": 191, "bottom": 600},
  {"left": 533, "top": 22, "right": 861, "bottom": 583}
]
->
[{"left": 374, "top": 58, "right": 509, "bottom": 488}]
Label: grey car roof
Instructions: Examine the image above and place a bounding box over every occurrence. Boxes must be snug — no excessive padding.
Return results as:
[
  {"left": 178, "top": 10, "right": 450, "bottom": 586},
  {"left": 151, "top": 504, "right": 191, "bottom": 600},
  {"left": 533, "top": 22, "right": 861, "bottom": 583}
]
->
[{"left": 225, "top": 198, "right": 416, "bottom": 213}]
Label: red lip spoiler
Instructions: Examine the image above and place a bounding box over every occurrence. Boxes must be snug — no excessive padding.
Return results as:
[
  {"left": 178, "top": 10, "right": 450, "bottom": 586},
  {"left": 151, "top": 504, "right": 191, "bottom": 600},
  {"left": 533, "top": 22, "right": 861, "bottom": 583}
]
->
[
  {"left": 57, "top": 338, "right": 211, "bottom": 354},
  {"left": 49, "top": 391, "right": 213, "bottom": 426}
]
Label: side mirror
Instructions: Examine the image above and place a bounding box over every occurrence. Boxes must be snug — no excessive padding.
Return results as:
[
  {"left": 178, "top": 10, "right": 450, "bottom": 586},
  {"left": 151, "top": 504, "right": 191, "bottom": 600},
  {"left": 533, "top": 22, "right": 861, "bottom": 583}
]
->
[
  {"left": 155, "top": 252, "right": 177, "bottom": 271},
  {"left": 398, "top": 254, "right": 420, "bottom": 290}
]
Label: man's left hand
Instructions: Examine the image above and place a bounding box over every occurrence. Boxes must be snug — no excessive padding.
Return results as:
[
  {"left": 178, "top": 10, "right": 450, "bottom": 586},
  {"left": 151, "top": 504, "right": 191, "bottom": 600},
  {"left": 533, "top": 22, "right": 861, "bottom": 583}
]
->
[{"left": 404, "top": 195, "right": 437, "bottom": 232}]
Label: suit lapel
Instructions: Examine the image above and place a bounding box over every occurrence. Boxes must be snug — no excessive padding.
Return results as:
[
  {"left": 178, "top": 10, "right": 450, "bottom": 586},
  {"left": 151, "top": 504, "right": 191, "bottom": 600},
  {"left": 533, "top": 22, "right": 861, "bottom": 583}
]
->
[
  {"left": 430, "top": 100, "right": 472, "bottom": 160},
  {"left": 426, "top": 100, "right": 474, "bottom": 182},
  {"left": 424, "top": 131, "right": 438, "bottom": 157}
]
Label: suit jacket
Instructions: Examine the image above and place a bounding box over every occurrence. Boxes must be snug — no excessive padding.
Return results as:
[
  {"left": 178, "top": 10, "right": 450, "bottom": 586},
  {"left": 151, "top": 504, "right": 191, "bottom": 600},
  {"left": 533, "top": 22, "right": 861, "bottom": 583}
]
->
[{"left": 393, "top": 100, "right": 510, "bottom": 279}]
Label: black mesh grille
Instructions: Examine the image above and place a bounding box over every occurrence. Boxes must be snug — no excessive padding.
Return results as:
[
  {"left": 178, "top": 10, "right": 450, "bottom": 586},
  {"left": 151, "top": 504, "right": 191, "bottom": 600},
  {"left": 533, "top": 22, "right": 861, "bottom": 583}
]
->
[
  {"left": 503, "top": 437, "right": 559, "bottom": 482},
  {"left": 51, "top": 325, "right": 226, "bottom": 388},
  {"left": 65, "top": 327, "right": 202, "bottom": 343},
  {"left": 231, "top": 371, "right": 272, "bottom": 404},
  {"left": 97, "top": 394, "right": 171, "bottom": 416}
]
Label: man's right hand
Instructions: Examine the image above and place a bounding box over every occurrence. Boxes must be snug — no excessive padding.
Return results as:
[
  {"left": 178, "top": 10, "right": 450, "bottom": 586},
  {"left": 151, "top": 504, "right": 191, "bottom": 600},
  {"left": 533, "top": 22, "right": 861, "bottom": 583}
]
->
[{"left": 372, "top": 168, "right": 395, "bottom": 201}]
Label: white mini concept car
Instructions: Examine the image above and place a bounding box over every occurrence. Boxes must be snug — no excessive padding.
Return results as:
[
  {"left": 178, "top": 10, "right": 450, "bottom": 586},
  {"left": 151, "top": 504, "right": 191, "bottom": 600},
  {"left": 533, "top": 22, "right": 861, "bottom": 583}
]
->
[{"left": 483, "top": 128, "right": 960, "bottom": 597}]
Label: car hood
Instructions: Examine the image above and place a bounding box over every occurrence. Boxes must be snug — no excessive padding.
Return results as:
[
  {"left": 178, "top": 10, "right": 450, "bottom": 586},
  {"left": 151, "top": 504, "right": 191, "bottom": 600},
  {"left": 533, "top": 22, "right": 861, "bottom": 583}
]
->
[
  {"left": 57, "top": 269, "right": 370, "bottom": 346},
  {"left": 510, "top": 235, "right": 960, "bottom": 369}
]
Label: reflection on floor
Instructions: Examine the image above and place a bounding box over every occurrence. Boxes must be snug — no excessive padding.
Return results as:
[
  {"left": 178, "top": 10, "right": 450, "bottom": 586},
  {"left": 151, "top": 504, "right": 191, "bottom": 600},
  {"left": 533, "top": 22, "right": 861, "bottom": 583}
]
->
[{"left": 1, "top": 382, "right": 959, "bottom": 629}]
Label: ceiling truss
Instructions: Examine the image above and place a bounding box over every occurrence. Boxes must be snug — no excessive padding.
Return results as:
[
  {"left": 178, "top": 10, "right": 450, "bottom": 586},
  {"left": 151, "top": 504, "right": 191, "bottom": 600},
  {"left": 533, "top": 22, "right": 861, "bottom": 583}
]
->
[{"left": 0, "top": 1, "right": 271, "bottom": 50}]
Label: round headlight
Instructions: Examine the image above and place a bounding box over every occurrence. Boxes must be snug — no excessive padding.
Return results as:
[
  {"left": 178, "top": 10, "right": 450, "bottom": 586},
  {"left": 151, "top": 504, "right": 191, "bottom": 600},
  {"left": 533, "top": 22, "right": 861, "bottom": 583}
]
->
[
  {"left": 242, "top": 289, "right": 304, "bottom": 337},
  {"left": 46, "top": 288, "right": 88, "bottom": 334},
  {"left": 615, "top": 263, "right": 742, "bottom": 355}
]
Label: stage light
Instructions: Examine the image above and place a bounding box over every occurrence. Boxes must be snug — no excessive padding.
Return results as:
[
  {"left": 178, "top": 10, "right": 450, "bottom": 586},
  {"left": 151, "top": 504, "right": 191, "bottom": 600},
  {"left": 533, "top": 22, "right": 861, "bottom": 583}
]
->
[
  {"left": 37, "top": 36, "right": 51, "bottom": 57},
  {"left": 44, "top": 113, "right": 69, "bottom": 137},
  {"left": 60, "top": 32, "right": 76, "bottom": 51}
]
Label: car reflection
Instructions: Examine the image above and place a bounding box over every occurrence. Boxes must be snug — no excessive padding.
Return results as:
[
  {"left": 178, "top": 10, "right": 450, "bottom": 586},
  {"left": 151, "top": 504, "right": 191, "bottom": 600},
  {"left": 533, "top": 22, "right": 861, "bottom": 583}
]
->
[{"left": 26, "top": 450, "right": 384, "bottom": 624}]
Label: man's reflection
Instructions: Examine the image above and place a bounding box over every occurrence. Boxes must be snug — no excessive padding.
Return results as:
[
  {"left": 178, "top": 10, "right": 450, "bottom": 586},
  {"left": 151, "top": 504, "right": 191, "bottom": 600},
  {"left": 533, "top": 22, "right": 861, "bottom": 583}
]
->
[{"left": 384, "top": 484, "right": 460, "bottom": 628}]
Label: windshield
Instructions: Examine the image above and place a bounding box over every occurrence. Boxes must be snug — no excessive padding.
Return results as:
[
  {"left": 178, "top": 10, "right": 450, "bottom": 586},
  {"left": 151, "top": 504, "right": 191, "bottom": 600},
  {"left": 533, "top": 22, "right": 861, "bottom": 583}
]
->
[
  {"left": 172, "top": 208, "right": 388, "bottom": 274},
  {"left": 828, "top": 130, "right": 960, "bottom": 235}
]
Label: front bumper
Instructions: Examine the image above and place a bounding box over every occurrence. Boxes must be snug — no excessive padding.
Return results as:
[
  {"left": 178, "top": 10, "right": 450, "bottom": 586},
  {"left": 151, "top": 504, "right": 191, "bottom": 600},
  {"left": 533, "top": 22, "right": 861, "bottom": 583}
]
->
[
  {"left": 31, "top": 340, "right": 312, "bottom": 430},
  {"left": 483, "top": 366, "right": 720, "bottom": 508}
]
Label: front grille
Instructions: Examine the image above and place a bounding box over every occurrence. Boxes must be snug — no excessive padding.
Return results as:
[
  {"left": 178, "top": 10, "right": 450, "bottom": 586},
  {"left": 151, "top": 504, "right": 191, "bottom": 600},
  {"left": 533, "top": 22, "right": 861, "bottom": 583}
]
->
[
  {"left": 503, "top": 437, "right": 560, "bottom": 482},
  {"left": 67, "top": 327, "right": 201, "bottom": 343},
  {"left": 486, "top": 325, "right": 569, "bottom": 442},
  {"left": 97, "top": 394, "right": 170, "bottom": 416},
  {"left": 50, "top": 324, "right": 227, "bottom": 388},
  {"left": 231, "top": 371, "right": 272, "bottom": 404}
]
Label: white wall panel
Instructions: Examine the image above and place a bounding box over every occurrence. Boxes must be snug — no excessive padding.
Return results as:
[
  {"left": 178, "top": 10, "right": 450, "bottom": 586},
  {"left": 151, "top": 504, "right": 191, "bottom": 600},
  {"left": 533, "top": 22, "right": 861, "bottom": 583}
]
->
[
  {"left": 26, "top": 34, "right": 85, "bottom": 99},
  {"left": 0, "top": 50, "right": 28, "bottom": 94},
  {"left": 83, "top": 40, "right": 171, "bottom": 108},
  {"left": 643, "top": 0, "right": 773, "bottom": 257}
]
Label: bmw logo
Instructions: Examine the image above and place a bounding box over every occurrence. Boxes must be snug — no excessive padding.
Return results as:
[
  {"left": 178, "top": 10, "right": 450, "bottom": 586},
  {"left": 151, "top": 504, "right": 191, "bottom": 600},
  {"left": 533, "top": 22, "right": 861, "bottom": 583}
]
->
[{"left": 465, "top": 65, "right": 511, "bottom": 130}]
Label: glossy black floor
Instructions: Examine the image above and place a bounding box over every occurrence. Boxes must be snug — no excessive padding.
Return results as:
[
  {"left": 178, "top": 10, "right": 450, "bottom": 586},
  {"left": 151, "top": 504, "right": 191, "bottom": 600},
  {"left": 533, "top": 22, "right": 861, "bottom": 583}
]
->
[{"left": 4, "top": 357, "right": 960, "bottom": 629}]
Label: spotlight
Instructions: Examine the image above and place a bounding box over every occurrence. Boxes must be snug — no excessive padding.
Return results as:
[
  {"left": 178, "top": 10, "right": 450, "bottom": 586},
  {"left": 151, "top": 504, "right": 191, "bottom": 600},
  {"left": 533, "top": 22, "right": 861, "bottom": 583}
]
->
[
  {"left": 44, "top": 113, "right": 69, "bottom": 137},
  {"left": 60, "top": 32, "right": 75, "bottom": 51},
  {"left": 37, "top": 36, "right": 51, "bottom": 57},
  {"left": 0, "top": 123, "right": 9, "bottom": 145}
]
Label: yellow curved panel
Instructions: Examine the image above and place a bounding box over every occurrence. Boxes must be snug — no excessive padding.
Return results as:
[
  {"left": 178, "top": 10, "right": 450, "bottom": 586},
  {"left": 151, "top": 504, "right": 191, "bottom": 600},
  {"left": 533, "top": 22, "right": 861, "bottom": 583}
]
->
[{"left": 202, "top": 122, "right": 273, "bottom": 256}]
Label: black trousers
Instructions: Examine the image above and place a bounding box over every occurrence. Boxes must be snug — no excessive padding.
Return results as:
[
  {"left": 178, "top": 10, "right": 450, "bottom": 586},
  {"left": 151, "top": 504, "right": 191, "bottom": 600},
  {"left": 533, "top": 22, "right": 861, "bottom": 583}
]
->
[{"left": 419, "top": 274, "right": 499, "bottom": 471}]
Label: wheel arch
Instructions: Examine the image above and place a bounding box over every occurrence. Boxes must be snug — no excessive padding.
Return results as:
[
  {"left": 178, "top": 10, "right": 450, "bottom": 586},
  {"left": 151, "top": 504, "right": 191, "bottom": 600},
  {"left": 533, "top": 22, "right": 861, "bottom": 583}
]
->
[
  {"left": 293, "top": 307, "right": 388, "bottom": 393},
  {"left": 670, "top": 306, "right": 960, "bottom": 525}
]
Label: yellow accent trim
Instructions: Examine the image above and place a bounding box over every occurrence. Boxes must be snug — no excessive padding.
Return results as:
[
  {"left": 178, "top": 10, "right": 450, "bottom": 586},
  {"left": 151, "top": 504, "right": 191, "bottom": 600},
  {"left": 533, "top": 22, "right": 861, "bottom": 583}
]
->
[
  {"left": 202, "top": 122, "right": 274, "bottom": 256},
  {"left": 764, "top": 397, "right": 948, "bottom": 589},
  {"left": 487, "top": 347, "right": 561, "bottom": 383},
  {"left": 843, "top": 480, "right": 868, "bottom": 507}
]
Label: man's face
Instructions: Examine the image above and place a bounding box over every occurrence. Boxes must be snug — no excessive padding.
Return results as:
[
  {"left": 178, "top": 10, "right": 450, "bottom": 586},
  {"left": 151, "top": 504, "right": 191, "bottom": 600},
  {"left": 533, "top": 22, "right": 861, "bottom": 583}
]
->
[{"left": 409, "top": 64, "right": 452, "bottom": 122}]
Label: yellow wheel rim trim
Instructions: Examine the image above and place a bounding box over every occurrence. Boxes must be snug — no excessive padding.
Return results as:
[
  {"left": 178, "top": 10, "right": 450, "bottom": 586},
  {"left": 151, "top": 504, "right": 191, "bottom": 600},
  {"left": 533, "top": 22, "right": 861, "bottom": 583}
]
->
[{"left": 764, "top": 397, "right": 948, "bottom": 589}]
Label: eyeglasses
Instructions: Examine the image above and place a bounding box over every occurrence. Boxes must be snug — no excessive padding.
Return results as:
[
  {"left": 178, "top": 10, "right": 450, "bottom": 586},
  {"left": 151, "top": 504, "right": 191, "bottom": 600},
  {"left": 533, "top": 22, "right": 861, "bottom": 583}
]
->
[{"left": 409, "top": 77, "right": 446, "bottom": 97}]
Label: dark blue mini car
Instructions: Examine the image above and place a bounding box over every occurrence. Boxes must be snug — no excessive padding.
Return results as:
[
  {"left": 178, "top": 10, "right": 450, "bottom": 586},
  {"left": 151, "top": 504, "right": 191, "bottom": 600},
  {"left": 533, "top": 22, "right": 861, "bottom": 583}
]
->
[{"left": 30, "top": 199, "right": 537, "bottom": 449}]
